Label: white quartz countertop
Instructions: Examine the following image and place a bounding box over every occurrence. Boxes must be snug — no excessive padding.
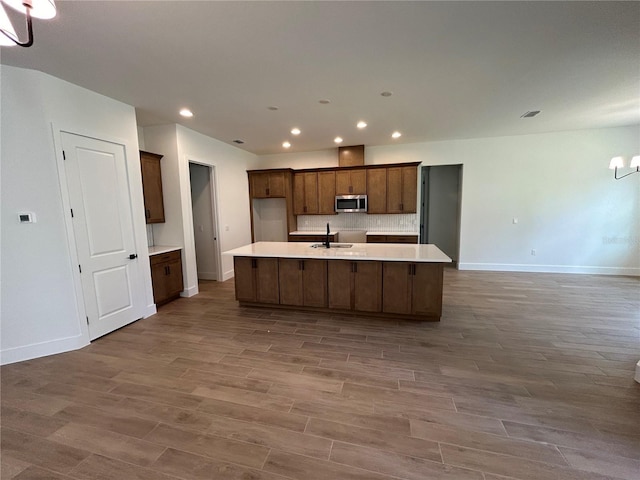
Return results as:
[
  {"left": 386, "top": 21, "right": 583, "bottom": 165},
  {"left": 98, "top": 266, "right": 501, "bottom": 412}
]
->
[
  {"left": 223, "top": 241, "right": 451, "bottom": 263},
  {"left": 148, "top": 245, "right": 181, "bottom": 256},
  {"left": 289, "top": 231, "right": 339, "bottom": 236},
  {"left": 365, "top": 231, "right": 419, "bottom": 236}
]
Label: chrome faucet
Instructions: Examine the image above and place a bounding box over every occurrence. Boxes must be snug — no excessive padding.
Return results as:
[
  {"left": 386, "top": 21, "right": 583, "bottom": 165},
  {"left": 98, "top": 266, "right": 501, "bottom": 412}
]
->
[{"left": 324, "top": 223, "right": 331, "bottom": 248}]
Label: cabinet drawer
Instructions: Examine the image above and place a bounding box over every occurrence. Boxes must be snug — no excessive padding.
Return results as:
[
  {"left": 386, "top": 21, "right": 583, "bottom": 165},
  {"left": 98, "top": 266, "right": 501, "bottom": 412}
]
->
[
  {"left": 288, "top": 234, "right": 336, "bottom": 243},
  {"left": 387, "top": 235, "right": 418, "bottom": 244},
  {"left": 366, "top": 235, "right": 387, "bottom": 243},
  {"left": 150, "top": 250, "right": 181, "bottom": 266}
]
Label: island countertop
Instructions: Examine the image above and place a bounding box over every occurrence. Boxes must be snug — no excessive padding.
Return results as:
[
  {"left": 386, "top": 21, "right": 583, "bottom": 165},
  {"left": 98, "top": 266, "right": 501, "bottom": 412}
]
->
[{"left": 223, "top": 241, "right": 451, "bottom": 263}]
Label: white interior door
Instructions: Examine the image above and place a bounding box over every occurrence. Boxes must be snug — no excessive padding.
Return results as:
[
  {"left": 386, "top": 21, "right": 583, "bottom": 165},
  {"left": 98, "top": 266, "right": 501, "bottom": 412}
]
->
[
  {"left": 189, "top": 163, "right": 219, "bottom": 280},
  {"left": 61, "top": 133, "right": 143, "bottom": 340}
]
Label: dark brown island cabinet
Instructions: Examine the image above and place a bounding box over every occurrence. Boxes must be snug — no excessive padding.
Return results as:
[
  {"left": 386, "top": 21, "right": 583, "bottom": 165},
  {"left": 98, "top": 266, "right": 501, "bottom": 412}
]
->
[{"left": 232, "top": 256, "right": 445, "bottom": 321}]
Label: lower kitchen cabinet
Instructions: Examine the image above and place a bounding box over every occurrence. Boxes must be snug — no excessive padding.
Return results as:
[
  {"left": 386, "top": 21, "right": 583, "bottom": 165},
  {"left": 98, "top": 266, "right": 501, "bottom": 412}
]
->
[
  {"left": 233, "top": 257, "right": 279, "bottom": 304},
  {"left": 367, "top": 234, "right": 418, "bottom": 244},
  {"left": 150, "top": 250, "right": 183, "bottom": 306},
  {"left": 382, "top": 262, "right": 443, "bottom": 317},
  {"left": 278, "top": 258, "right": 327, "bottom": 307},
  {"left": 288, "top": 234, "right": 337, "bottom": 243},
  {"left": 328, "top": 260, "right": 382, "bottom": 312}
]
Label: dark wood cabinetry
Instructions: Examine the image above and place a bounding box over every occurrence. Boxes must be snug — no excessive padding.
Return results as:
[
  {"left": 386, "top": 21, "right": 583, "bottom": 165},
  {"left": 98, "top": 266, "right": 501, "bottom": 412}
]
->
[
  {"left": 233, "top": 254, "right": 444, "bottom": 321},
  {"left": 250, "top": 171, "right": 286, "bottom": 198},
  {"left": 317, "top": 171, "right": 336, "bottom": 214},
  {"left": 293, "top": 172, "right": 319, "bottom": 215},
  {"left": 367, "top": 234, "right": 418, "bottom": 244},
  {"left": 387, "top": 166, "right": 418, "bottom": 213},
  {"left": 327, "top": 260, "right": 382, "bottom": 312},
  {"left": 233, "top": 256, "right": 279, "bottom": 304},
  {"left": 278, "top": 259, "right": 327, "bottom": 307},
  {"left": 288, "top": 234, "right": 336, "bottom": 242},
  {"left": 382, "top": 262, "right": 443, "bottom": 317},
  {"left": 366, "top": 168, "right": 387, "bottom": 214},
  {"left": 150, "top": 250, "right": 183, "bottom": 306},
  {"left": 140, "top": 151, "right": 165, "bottom": 223},
  {"left": 335, "top": 169, "right": 366, "bottom": 195},
  {"left": 338, "top": 145, "right": 365, "bottom": 167}
]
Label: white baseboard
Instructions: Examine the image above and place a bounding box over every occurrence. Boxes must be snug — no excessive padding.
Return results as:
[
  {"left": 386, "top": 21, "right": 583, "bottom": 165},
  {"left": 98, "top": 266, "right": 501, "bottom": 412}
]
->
[
  {"left": 222, "top": 269, "right": 234, "bottom": 281},
  {"left": 197, "top": 272, "right": 218, "bottom": 281},
  {"left": 1, "top": 334, "right": 89, "bottom": 366},
  {"left": 181, "top": 284, "right": 199, "bottom": 298},
  {"left": 458, "top": 263, "right": 640, "bottom": 276}
]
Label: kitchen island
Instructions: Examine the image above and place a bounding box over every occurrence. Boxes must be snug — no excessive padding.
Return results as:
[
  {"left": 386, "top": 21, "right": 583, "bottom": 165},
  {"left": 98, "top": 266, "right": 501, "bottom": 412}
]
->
[{"left": 224, "top": 241, "right": 451, "bottom": 321}]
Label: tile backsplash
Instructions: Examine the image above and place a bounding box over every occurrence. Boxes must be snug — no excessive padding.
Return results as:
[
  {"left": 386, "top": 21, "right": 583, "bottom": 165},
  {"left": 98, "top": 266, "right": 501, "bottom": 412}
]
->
[{"left": 297, "top": 213, "right": 418, "bottom": 232}]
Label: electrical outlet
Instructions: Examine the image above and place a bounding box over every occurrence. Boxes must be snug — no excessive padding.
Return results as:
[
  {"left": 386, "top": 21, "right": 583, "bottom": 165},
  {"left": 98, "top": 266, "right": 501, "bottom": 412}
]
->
[
  {"left": 513, "top": 218, "right": 518, "bottom": 224},
  {"left": 225, "top": 225, "right": 229, "bottom": 231},
  {"left": 531, "top": 249, "right": 536, "bottom": 256}
]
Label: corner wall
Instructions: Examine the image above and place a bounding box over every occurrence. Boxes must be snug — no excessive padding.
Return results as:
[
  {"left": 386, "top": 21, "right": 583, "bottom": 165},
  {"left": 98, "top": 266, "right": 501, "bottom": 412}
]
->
[
  {"left": 143, "top": 124, "right": 256, "bottom": 291},
  {"left": 0, "top": 65, "right": 153, "bottom": 364}
]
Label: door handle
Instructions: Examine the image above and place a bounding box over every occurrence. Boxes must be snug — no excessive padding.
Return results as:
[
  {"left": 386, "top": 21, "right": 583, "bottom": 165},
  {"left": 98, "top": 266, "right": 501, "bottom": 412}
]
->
[{"left": 128, "top": 254, "right": 138, "bottom": 260}]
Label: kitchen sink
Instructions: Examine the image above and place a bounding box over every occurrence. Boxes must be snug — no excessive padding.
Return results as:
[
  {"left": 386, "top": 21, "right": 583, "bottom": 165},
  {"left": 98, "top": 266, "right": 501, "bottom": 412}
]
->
[{"left": 310, "top": 243, "right": 353, "bottom": 248}]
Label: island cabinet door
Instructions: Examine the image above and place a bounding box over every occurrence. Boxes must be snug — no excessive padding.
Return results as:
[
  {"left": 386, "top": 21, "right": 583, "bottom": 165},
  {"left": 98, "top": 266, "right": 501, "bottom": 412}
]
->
[
  {"left": 382, "top": 262, "right": 413, "bottom": 315},
  {"left": 412, "top": 263, "right": 443, "bottom": 317},
  {"left": 302, "top": 259, "right": 328, "bottom": 307},
  {"left": 234, "top": 257, "right": 279, "bottom": 303},
  {"left": 278, "top": 259, "right": 303, "bottom": 306},
  {"left": 255, "top": 258, "right": 280, "bottom": 304},
  {"left": 234, "top": 257, "right": 256, "bottom": 302},
  {"left": 353, "top": 261, "right": 382, "bottom": 312},
  {"left": 327, "top": 260, "right": 352, "bottom": 310},
  {"left": 328, "top": 261, "right": 381, "bottom": 312}
]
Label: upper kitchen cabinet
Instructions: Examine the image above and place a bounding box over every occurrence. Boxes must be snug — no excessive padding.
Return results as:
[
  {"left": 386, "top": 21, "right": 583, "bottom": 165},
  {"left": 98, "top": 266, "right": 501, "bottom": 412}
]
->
[
  {"left": 335, "top": 168, "right": 366, "bottom": 195},
  {"left": 387, "top": 165, "right": 418, "bottom": 213},
  {"left": 140, "top": 150, "right": 165, "bottom": 223},
  {"left": 249, "top": 170, "right": 286, "bottom": 198},
  {"left": 317, "top": 171, "right": 336, "bottom": 215},
  {"left": 293, "top": 172, "right": 319, "bottom": 215},
  {"left": 366, "top": 167, "right": 387, "bottom": 214},
  {"left": 293, "top": 170, "right": 336, "bottom": 215}
]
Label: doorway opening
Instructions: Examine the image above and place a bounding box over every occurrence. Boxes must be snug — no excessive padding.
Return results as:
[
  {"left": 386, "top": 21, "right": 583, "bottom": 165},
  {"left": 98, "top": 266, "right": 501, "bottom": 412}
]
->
[
  {"left": 420, "top": 165, "right": 463, "bottom": 267},
  {"left": 188, "top": 162, "right": 221, "bottom": 283}
]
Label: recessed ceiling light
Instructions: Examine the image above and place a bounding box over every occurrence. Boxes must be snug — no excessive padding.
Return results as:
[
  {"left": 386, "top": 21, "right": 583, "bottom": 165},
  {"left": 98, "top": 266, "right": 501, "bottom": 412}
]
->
[
  {"left": 319, "top": 99, "right": 330, "bottom": 104},
  {"left": 391, "top": 131, "right": 402, "bottom": 139},
  {"left": 268, "top": 106, "right": 279, "bottom": 111},
  {"left": 179, "top": 108, "right": 193, "bottom": 117},
  {"left": 357, "top": 121, "right": 367, "bottom": 129},
  {"left": 291, "top": 128, "right": 301, "bottom": 135},
  {"left": 233, "top": 139, "right": 245, "bottom": 144},
  {"left": 334, "top": 137, "right": 343, "bottom": 144},
  {"left": 282, "top": 141, "right": 291, "bottom": 148},
  {"left": 381, "top": 91, "right": 393, "bottom": 97}
]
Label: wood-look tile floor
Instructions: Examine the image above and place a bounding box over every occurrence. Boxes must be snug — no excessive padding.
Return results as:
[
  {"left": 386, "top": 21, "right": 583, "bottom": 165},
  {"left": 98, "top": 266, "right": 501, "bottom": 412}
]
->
[{"left": 2, "top": 270, "right": 639, "bottom": 480}]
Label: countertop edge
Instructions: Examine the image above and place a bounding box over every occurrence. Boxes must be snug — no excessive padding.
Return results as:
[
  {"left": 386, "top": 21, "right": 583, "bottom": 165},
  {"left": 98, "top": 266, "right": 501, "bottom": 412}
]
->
[{"left": 148, "top": 245, "right": 182, "bottom": 256}]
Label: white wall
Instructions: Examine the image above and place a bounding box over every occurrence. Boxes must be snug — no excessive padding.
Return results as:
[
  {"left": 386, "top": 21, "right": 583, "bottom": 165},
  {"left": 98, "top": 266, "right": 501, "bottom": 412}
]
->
[
  {"left": 254, "top": 126, "right": 640, "bottom": 275},
  {"left": 143, "top": 124, "right": 255, "bottom": 288},
  {"left": 1, "top": 65, "right": 154, "bottom": 364}
]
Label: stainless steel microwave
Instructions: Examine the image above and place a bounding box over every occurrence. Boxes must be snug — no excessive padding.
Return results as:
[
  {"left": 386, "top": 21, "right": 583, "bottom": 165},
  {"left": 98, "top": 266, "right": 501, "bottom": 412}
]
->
[{"left": 335, "top": 195, "right": 367, "bottom": 213}]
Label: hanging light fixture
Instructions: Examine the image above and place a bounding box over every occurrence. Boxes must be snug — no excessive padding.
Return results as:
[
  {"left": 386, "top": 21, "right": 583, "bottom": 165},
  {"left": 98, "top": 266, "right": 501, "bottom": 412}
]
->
[
  {"left": 609, "top": 155, "right": 640, "bottom": 180},
  {"left": 0, "top": 0, "right": 56, "bottom": 48}
]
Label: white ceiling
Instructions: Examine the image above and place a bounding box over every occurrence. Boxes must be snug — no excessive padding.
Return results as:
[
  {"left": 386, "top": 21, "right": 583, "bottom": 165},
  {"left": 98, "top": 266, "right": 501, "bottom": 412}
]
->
[{"left": 2, "top": 1, "right": 639, "bottom": 155}]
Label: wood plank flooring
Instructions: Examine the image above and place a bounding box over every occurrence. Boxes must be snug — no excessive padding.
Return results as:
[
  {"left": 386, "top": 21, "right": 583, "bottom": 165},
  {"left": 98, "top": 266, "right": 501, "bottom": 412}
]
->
[{"left": 2, "top": 270, "right": 639, "bottom": 480}]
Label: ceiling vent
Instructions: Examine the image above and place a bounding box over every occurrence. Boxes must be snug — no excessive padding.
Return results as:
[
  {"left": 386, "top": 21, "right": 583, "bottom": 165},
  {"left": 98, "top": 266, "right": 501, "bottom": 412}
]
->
[
  {"left": 233, "top": 139, "right": 245, "bottom": 144},
  {"left": 521, "top": 110, "right": 541, "bottom": 118}
]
